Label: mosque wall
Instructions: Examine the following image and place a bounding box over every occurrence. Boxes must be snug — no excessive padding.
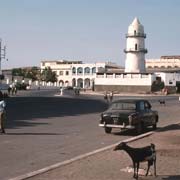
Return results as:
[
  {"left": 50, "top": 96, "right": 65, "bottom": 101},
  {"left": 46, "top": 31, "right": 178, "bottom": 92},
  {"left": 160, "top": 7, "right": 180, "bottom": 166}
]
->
[
  {"left": 94, "top": 85, "right": 152, "bottom": 93},
  {"left": 95, "top": 73, "right": 155, "bottom": 93}
]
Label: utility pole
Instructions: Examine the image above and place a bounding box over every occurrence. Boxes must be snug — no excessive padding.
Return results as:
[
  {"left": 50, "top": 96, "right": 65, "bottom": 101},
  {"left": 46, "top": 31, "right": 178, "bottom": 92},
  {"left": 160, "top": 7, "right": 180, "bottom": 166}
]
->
[{"left": 0, "top": 38, "right": 7, "bottom": 74}]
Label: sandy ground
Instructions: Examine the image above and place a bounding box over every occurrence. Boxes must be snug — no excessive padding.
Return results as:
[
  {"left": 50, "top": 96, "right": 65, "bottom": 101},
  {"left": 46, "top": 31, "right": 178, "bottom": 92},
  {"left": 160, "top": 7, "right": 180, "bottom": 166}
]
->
[{"left": 27, "top": 123, "right": 180, "bottom": 180}]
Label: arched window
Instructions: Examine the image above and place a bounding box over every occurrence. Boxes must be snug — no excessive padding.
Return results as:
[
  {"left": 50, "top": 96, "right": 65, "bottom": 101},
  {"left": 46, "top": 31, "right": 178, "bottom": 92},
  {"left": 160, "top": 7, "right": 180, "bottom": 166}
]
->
[
  {"left": 72, "top": 67, "right": 76, "bottom": 74},
  {"left": 77, "top": 67, "right": 83, "bottom": 74},
  {"left": 84, "top": 67, "right": 90, "bottom": 74},
  {"left": 134, "top": 30, "right": 136, "bottom": 35},
  {"left": 92, "top": 67, "right": 96, "bottom": 74}
]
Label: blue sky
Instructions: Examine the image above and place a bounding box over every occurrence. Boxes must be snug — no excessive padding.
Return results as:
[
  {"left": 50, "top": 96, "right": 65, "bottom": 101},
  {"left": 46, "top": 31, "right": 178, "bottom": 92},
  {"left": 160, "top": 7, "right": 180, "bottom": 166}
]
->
[{"left": 0, "top": 0, "right": 180, "bottom": 69}]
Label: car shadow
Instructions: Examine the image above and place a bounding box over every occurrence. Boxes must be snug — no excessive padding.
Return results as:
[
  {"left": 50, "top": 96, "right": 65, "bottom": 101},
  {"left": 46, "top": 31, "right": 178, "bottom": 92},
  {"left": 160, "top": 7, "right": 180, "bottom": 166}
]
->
[
  {"left": 112, "top": 128, "right": 153, "bottom": 136},
  {"left": 157, "top": 123, "right": 180, "bottom": 132},
  {"left": 112, "top": 123, "right": 180, "bottom": 136}
]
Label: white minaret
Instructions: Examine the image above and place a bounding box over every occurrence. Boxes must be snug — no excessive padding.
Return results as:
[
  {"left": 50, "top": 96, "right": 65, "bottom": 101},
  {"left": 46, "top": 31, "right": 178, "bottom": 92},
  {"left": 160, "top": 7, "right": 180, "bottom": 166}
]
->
[{"left": 124, "top": 17, "right": 147, "bottom": 73}]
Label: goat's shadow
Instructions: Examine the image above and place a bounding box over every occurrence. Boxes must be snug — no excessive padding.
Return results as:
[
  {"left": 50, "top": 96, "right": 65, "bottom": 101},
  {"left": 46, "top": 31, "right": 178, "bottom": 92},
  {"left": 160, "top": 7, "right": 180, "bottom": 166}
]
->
[
  {"left": 135, "top": 175, "right": 180, "bottom": 180},
  {"left": 161, "top": 175, "right": 180, "bottom": 180}
]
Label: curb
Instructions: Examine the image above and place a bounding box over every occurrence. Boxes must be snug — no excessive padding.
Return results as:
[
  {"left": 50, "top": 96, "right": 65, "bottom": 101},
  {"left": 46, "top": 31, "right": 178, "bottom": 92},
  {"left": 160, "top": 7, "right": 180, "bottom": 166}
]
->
[{"left": 9, "top": 131, "right": 154, "bottom": 180}]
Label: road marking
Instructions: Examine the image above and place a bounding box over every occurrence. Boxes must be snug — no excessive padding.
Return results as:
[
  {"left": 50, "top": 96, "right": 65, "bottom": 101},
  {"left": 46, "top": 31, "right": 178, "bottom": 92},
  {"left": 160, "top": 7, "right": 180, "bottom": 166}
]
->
[{"left": 9, "top": 131, "right": 154, "bottom": 180}]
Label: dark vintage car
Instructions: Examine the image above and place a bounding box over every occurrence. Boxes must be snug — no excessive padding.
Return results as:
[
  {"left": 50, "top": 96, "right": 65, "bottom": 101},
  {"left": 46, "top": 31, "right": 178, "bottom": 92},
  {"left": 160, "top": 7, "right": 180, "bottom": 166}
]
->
[{"left": 99, "top": 99, "right": 158, "bottom": 134}]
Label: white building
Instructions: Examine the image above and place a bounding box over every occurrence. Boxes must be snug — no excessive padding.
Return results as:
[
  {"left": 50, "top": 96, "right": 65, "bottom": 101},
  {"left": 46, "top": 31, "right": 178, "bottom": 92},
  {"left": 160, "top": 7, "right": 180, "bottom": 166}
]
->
[
  {"left": 40, "top": 60, "right": 118, "bottom": 89},
  {"left": 146, "top": 56, "right": 180, "bottom": 69}
]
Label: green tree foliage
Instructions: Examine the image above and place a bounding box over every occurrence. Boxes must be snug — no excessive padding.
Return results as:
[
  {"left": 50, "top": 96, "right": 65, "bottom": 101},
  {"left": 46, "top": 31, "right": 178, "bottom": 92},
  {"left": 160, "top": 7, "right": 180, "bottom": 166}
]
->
[
  {"left": 12, "top": 68, "right": 25, "bottom": 76},
  {"left": 151, "top": 80, "right": 165, "bottom": 92},
  {"left": 25, "top": 67, "right": 40, "bottom": 81},
  {"left": 12, "top": 67, "right": 40, "bottom": 81},
  {"left": 41, "top": 67, "right": 57, "bottom": 83}
]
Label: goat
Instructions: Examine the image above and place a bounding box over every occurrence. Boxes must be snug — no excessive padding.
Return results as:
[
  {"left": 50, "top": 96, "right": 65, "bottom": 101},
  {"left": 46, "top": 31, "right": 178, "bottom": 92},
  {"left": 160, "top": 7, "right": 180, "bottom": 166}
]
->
[
  {"left": 158, "top": 99, "right": 166, "bottom": 106},
  {"left": 114, "top": 142, "right": 156, "bottom": 179}
]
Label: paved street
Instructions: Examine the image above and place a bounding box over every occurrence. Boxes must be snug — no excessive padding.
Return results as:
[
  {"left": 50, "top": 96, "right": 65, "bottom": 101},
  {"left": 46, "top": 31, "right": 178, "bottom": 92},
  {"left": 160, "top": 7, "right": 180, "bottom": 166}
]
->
[{"left": 0, "top": 89, "right": 179, "bottom": 180}]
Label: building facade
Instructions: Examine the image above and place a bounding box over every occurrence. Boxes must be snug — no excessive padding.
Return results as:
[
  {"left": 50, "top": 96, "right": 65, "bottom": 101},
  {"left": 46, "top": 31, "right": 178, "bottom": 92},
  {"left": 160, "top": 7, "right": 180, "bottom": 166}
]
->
[
  {"left": 146, "top": 56, "right": 180, "bottom": 69},
  {"left": 40, "top": 60, "right": 118, "bottom": 89}
]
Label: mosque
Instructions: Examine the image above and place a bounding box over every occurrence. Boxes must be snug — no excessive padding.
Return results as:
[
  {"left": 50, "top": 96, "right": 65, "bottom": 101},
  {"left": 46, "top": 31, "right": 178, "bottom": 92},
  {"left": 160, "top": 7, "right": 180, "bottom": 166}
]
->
[{"left": 95, "top": 17, "right": 180, "bottom": 93}]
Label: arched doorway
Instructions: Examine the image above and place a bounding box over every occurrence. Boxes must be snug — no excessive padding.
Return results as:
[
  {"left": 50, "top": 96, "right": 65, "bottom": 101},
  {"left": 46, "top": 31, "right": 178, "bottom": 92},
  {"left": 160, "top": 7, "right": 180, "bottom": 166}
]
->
[
  {"left": 77, "top": 78, "right": 83, "bottom": 88},
  {"left": 65, "top": 81, "right": 69, "bottom": 87},
  {"left": 84, "top": 78, "right": 90, "bottom": 89},
  {"left": 72, "top": 78, "right": 76, "bottom": 87},
  {"left": 59, "top": 80, "right": 64, "bottom": 87}
]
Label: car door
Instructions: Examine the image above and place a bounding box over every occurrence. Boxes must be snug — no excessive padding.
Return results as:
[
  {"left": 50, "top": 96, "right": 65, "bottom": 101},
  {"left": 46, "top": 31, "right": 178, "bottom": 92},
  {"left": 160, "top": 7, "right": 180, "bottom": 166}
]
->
[
  {"left": 144, "top": 101, "right": 153, "bottom": 126},
  {"left": 138, "top": 101, "right": 150, "bottom": 126}
]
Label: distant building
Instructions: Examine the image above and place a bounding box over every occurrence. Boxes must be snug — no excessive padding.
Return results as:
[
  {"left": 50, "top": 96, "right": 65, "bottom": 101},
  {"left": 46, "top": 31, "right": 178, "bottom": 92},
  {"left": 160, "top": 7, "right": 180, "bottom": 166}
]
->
[
  {"left": 146, "top": 56, "right": 180, "bottom": 69},
  {"left": 40, "top": 60, "right": 119, "bottom": 89}
]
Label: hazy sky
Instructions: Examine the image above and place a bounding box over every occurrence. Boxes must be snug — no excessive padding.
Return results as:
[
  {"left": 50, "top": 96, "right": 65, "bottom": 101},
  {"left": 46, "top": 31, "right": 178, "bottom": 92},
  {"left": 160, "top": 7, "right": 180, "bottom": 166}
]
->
[{"left": 0, "top": 0, "right": 180, "bottom": 69}]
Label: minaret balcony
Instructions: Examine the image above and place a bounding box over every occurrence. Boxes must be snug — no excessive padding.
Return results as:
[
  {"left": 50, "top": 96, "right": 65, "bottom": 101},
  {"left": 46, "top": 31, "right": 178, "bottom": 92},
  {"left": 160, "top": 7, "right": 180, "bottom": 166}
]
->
[
  {"left": 124, "top": 48, "right": 148, "bottom": 53},
  {"left": 126, "top": 33, "right": 146, "bottom": 38}
]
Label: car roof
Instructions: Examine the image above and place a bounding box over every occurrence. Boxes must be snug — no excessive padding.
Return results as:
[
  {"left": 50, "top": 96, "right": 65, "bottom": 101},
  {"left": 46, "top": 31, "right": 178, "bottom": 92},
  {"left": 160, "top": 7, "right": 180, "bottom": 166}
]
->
[{"left": 112, "top": 99, "right": 148, "bottom": 104}]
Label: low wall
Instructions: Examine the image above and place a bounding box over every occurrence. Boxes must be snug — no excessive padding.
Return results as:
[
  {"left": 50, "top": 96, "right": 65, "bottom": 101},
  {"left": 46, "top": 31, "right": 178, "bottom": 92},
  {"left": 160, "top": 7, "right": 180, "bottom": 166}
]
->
[
  {"left": 166, "top": 86, "right": 177, "bottom": 94},
  {"left": 95, "top": 85, "right": 152, "bottom": 93}
]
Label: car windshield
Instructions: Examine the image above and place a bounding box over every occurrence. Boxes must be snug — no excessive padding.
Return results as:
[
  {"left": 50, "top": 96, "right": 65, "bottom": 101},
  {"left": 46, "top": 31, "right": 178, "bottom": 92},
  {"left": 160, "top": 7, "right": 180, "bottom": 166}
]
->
[{"left": 110, "top": 102, "right": 136, "bottom": 110}]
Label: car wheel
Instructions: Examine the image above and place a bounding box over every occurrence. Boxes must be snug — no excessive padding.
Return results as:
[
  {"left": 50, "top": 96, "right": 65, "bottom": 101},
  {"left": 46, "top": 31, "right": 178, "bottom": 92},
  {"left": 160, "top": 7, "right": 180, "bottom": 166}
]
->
[
  {"left": 152, "top": 123, "right": 157, "bottom": 130},
  {"left": 105, "top": 127, "right": 112, "bottom": 134},
  {"left": 136, "top": 123, "right": 143, "bottom": 135}
]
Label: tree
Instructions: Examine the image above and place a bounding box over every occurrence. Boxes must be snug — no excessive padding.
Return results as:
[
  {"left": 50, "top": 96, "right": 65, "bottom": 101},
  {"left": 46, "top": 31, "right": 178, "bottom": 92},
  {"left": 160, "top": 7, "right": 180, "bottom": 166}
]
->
[
  {"left": 12, "top": 68, "right": 25, "bottom": 76},
  {"left": 41, "top": 67, "right": 57, "bottom": 83},
  {"left": 25, "top": 66, "right": 40, "bottom": 81},
  {"left": 12, "top": 67, "right": 40, "bottom": 81}
]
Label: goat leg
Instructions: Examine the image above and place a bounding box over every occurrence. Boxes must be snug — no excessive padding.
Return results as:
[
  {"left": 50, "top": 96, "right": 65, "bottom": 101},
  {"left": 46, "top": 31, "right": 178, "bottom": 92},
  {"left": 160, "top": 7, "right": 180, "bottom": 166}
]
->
[
  {"left": 133, "top": 162, "right": 136, "bottom": 178},
  {"left": 146, "top": 161, "right": 150, "bottom": 176},
  {"left": 154, "top": 159, "right": 157, "bottom": 176},
  {"left": 136, "top": 162, "right": 139, "bottom": 179}
]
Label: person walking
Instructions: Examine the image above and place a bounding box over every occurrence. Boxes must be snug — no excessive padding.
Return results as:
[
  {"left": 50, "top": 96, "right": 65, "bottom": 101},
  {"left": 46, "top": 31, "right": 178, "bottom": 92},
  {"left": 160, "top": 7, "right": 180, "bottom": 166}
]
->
[
  {"left": 104, "top": 91, "right": 108, "bottom": 103},
  {"left": 0, "top": 95, "right": 6, "bottom": 134},
  {"left": 109, "top": 91, "right": 114, "bottom": 103}
]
